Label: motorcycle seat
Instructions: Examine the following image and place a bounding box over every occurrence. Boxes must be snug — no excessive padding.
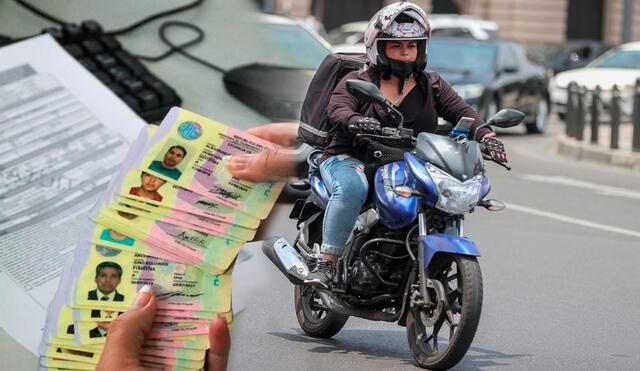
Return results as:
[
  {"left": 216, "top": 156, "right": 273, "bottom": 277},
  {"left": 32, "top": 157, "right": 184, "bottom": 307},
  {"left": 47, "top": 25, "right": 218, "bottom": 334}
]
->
[{"left": 307, "top": 150, "right": 324, "bottom": 173}]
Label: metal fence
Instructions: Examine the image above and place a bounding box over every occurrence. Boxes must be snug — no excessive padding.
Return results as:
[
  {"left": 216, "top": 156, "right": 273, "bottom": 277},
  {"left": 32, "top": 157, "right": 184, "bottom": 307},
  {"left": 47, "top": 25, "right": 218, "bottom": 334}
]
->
[{"left": 565, "top": 78, "right": 640, "bottom": 152}]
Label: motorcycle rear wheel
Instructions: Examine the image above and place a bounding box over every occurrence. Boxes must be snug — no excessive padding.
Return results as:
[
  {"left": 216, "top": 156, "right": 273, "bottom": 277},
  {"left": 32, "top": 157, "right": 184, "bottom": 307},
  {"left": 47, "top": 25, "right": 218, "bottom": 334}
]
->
[
  {"left": 406, "top": 254, "right": 483, "bottom": 370},
  {"left": 294, "top": 285, "right": 348, "bottom": 338}
]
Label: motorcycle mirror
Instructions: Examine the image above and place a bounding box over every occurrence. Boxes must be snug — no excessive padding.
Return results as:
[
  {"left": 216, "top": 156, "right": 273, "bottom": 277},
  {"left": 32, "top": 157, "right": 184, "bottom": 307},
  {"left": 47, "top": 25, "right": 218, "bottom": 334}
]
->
[
  {"left": 346, "top": 79, "right": 390, "bottom": 106},
  {"left": 486, "top": 108, "right": 525, "bottom": 128},
  {"left": 478, "top": 199, "right": 505, "bottom": 211}
]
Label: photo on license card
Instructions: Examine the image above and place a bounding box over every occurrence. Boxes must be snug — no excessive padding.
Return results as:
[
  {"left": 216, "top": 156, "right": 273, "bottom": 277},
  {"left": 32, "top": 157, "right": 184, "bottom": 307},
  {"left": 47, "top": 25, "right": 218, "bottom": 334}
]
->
[
  {"left": 74, "top": 244, "right": 133, "bottom": 309},
  {"left": 73, "top": 243, "right": 233, "bottom": 313},
  {"left": 116, "top": 168, "right": 261, "bottom": 229},
  {"left": 147, "top": 141, "right": 195, "bottom": 182},
  {"left": 136, "top": 107, "right": 283, "bottom": 218}
]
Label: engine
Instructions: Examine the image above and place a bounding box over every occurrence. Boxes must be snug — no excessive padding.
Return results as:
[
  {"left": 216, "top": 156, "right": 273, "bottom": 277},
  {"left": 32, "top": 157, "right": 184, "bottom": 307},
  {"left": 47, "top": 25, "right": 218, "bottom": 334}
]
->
[{"left": 349, "top": 240, "right": 408, "bottom": 295}]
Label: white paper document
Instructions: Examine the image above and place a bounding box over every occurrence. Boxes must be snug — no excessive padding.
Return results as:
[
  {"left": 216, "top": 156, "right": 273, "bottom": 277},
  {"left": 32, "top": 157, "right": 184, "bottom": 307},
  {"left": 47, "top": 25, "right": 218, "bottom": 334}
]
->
[{"left": 0, "top": 34, "right": 147, "bottom": 354}]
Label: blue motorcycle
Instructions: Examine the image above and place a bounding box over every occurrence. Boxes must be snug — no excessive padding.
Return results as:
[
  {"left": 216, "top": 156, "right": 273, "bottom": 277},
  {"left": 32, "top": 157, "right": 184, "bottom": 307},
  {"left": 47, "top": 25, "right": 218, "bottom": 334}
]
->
[{"left": 263, "top": 79, "right": 524, "bottom": 369}]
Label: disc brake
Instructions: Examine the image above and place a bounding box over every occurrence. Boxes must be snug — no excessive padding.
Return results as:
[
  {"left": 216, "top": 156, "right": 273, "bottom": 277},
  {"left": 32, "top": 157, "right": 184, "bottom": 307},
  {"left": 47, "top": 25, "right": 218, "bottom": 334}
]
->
[{"left": 411, "top": 279, "right": 449, "bottom": 326}]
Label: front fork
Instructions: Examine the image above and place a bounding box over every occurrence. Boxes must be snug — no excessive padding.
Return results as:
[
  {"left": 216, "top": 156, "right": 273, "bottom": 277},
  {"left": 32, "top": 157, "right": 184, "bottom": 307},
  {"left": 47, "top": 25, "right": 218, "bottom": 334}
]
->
[{"left": 415, "top": 210, "right": 463, "bottom": 307}]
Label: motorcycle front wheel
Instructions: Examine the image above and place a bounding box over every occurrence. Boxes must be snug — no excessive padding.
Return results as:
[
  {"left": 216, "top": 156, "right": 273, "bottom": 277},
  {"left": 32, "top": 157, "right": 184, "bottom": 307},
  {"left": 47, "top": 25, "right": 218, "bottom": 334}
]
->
[
  {"left": 294, "top": 285, "right": 348, "bottom": 338},
  {"left": 406, "top": 254, "right": 483, "bottom": 370}
]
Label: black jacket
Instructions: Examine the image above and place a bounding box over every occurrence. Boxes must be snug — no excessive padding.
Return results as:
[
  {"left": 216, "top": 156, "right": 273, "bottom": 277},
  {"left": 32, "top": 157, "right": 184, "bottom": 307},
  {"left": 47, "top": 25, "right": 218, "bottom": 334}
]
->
[
  {"left": 323, "top": 67, "right": 491, "bottom": 162},
  {"left": 88, "top": 289, "right": 124, "bottom": 302}
]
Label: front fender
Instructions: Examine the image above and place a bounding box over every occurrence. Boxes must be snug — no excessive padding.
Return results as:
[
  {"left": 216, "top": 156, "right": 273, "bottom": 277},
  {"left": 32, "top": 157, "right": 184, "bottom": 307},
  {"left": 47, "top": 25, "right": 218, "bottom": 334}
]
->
[{"left": 421, "top": 233, "right": 480, "bottom": 267}]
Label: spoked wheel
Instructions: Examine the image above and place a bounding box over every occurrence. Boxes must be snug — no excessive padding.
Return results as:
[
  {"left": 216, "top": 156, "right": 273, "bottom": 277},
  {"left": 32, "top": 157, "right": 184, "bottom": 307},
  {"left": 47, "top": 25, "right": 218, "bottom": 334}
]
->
[
  {"left": 294, "top": 285, "right": 348, "bottom": 338},
  {"left": 406, "top": 254, "right": 483, "bottom": 370}
]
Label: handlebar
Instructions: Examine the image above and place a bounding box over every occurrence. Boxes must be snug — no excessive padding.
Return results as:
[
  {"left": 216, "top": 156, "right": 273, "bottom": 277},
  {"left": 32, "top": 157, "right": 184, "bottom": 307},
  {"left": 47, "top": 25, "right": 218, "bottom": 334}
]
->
[{"left": 351, "top": 126, "right": 511, "bottom": 171}]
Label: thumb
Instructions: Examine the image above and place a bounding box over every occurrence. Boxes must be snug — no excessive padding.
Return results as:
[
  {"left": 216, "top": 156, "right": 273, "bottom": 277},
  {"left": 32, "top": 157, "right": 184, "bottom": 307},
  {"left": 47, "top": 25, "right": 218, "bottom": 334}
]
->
[
  {"left": 97, "top": 285, "right": 157, "bottom": 370},
  {"left": 206, "top": 317, "right": 230, "bottom": 371},
  {"left": 225, "top": 148, "right": 297, "bottom": 182}
]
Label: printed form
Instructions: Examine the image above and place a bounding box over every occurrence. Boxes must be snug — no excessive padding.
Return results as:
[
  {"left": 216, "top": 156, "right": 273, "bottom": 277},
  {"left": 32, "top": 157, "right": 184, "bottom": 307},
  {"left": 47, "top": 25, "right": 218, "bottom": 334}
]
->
[{"left": 0, "top": 34, "right": 146, "bottom": 353}]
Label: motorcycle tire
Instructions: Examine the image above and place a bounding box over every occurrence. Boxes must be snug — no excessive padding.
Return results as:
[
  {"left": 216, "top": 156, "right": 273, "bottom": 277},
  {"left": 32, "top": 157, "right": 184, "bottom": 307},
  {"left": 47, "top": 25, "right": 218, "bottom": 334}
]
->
[
  {"left": 406, "top": 254, "right": 483, "bottom": 370},
  {"left": 294, "top": 285, "right": 348, "bottom": 338}
]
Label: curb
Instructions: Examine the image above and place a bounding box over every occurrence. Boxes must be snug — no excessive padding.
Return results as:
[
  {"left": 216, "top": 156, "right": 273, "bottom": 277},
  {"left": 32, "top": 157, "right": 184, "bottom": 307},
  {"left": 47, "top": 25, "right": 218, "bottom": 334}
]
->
[{"left": 556, "top": 134, "right": 640, "bottom": 171}]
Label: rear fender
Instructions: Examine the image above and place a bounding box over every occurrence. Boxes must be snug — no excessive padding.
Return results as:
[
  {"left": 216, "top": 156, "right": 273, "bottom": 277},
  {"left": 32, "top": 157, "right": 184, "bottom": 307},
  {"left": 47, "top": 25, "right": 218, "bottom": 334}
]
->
[{"left": 421, "top": 233, "right": 480, "bottom": 267}]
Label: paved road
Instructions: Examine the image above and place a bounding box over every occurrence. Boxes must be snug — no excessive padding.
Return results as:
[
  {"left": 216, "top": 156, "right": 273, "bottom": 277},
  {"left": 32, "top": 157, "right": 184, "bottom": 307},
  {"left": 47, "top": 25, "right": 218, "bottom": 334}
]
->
[{"left": 229, "top": 118, "right": 640, "bottom": 370}]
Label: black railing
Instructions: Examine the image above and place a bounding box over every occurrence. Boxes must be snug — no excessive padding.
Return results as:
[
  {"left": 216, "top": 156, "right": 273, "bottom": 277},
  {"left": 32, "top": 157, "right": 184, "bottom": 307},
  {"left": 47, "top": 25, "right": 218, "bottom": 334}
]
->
[{"left": 565, "top": 78, "right": 640, "bottom": 152}]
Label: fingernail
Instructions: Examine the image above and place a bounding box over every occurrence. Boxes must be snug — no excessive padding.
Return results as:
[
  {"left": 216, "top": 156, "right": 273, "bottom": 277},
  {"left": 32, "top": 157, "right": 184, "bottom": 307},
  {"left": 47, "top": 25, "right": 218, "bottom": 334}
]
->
[
  {"left": 132, "top": 285, "right": 153, "bottom": 309},
  {"left": 226, "top": 155, "right": 249, "bottom": 171}
]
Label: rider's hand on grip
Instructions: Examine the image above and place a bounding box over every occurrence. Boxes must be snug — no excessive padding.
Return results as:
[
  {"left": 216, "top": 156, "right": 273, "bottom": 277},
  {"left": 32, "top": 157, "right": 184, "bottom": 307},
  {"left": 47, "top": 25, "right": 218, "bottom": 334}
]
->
[
  {"left": 481, "top": 136, "right": 507, "bottom": 163},
  {"left": 348, "top": 117, "right": 382, "bottom": 134}
]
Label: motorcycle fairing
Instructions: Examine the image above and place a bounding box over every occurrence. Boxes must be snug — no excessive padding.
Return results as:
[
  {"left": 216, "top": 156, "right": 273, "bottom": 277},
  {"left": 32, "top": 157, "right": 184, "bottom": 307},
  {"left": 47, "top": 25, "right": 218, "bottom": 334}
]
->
[
  {"left": 374, "top": 161, "right": 418, "bottom": 229},
  {"left": 412, "top": 132, "right": 484, "bottom": 181},
  {"left": 480, "top": 173, "right": 491, "bottom": 200},
  {"left": 310, "top": 173, "right": 329, "bottom": 208},
  {"left": 404, "top": 152, "right": 438, "bottom": 207},
  {"left": 421, "top": 233, "right": 480, "bottom": 267}
]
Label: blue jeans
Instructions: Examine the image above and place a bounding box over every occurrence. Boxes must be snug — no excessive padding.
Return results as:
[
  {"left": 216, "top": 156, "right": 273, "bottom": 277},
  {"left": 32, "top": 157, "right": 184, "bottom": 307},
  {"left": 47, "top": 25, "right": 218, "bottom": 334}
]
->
[{"left": 319, "top": 155, "right": 369, "bottom": 256}]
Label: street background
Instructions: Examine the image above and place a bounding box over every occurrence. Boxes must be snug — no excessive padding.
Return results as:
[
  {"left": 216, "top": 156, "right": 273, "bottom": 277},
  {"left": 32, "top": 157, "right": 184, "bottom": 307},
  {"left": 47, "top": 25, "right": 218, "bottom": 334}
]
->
[{"left": 229, "top": 116, "right": 640, "bottom": 370}]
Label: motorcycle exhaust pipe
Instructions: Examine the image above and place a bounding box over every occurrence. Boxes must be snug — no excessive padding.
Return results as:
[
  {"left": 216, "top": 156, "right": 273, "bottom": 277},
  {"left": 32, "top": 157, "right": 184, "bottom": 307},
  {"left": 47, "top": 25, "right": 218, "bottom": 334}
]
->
[{"left": 261, "top": 236, "right": 310, "bottom": 285}]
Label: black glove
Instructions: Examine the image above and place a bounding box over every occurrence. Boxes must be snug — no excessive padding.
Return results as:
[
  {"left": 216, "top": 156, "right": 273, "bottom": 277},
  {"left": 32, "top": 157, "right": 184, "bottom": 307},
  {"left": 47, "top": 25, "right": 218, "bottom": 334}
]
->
[
  {"left": 481, "top": 136, "right": 507, "bottom": 162},
  {"left": 348, "top": 117, "right": 382, "bottom": 134}
]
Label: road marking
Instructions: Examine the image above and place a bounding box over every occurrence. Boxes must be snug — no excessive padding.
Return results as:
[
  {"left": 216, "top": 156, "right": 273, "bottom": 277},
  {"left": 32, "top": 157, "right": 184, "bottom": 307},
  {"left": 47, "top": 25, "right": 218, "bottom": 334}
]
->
[
  {"left": 505, "top": 202, "right": 640, "bottom": 239},
  {"left": 523, "top": 174, "right": 640, "bottom": 200},
  {"left": 520, "top": 174, "right": 640, "bottom": 201}
]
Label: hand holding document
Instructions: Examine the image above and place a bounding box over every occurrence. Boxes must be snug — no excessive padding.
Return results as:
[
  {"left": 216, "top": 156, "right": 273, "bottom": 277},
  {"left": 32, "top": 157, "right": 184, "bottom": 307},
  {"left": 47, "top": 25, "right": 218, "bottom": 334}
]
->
[{"left": 40, "top": 107, "right": 285, "bottom": 369}]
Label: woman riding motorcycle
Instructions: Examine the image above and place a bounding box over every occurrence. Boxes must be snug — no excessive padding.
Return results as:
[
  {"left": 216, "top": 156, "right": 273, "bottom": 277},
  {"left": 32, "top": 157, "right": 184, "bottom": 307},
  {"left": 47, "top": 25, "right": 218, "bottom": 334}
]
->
[{"left": 304, "top": 1, "right": 507, "bottom": 288}]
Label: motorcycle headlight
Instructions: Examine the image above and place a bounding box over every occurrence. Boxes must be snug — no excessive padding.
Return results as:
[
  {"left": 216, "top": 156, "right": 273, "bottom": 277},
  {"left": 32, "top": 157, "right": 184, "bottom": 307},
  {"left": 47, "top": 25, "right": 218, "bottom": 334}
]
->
[
  {"left": 452, "top": 83, "right": 484, "bottom": 100},
  {"left": 426, "top": 163, "right": 482, "bottom": 214}
]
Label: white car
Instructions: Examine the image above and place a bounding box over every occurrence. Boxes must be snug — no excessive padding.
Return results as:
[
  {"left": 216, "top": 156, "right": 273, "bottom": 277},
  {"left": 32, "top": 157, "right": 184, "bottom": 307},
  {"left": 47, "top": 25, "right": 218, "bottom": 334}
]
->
[
  {"left": 549, "top": 41, "right": 640, "bottom": 119},
  {"left": 329, "top": 15, "right": 500, "bottom": 53}
]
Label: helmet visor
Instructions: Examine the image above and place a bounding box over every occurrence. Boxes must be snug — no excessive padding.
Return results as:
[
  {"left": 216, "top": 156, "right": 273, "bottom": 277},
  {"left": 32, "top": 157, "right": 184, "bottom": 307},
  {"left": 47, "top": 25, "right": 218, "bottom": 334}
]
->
[{"left": 378, "top": 20, "right": 428, "bottom": 40}]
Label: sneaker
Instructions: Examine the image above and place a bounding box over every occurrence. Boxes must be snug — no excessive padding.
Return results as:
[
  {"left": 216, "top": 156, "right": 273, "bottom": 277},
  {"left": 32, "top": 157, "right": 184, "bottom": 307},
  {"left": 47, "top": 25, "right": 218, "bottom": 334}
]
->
[{"left": 304, "top": 260, "right": 336, "bottom": 289}]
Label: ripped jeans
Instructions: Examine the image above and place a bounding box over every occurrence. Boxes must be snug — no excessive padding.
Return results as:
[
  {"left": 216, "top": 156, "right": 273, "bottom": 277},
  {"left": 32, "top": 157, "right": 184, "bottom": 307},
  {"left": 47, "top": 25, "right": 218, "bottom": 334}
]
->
[{"left": 319, "top": 155, "right": 369, "bottom": 256}]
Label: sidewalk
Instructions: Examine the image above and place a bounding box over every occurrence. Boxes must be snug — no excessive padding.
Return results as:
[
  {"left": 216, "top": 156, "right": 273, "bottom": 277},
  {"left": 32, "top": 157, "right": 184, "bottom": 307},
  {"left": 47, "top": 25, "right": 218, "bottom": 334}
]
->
[{"left": 556, "top": 123, "right": 640, "bottom": 171}]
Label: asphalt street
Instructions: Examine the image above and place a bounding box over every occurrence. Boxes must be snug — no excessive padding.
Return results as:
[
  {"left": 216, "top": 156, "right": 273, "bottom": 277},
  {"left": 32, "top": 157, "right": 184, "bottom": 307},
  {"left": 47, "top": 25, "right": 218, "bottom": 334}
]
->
[{"left": 229, "top": 117, "right": 640, "bottom": 371}]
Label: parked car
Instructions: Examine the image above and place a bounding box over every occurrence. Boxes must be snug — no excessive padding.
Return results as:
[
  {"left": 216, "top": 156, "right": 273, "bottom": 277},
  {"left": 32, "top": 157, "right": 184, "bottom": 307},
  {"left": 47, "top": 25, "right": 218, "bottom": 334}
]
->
[
  {"left": 529, "top": 40, "right": 611, "bottom": 74},
  {"left": 429, "top": 14, "right": 500, "bottom": 40},
  {"left": 329, "top": 15, "right": 500, "bottom": 53},
  {"left": 428, "top": 37, "right": 551, "bottom": 133},
  {"left": 549, "top": 41, "right": 640, "bottom": 120}
]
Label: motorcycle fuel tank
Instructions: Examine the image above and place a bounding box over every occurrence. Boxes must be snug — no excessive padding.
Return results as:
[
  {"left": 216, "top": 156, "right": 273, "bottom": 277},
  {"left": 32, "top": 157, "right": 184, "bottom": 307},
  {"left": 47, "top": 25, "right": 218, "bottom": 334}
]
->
[{"left": 374, "top": 161, "right": 418, "bottom": 229}]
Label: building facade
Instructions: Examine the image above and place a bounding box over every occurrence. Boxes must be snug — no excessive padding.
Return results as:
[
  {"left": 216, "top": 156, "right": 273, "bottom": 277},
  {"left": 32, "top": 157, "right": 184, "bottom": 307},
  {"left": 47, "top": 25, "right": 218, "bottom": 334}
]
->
[{"left": 272, "top": 0, "right": 640, "bottom": 46}]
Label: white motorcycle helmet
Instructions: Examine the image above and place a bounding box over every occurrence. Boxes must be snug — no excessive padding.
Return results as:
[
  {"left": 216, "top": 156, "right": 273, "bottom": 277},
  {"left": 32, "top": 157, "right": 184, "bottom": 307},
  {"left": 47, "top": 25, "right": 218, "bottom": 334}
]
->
[{"left": 364, "top": 1, "right": 431, "bottom": 80}]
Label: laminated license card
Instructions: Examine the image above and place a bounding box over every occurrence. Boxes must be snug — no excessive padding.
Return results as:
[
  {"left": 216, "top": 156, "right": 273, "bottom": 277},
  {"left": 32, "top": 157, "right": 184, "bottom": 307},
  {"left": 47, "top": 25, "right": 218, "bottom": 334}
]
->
[
  {"left": 141, "top": 344, "right": 205, "bottom": 361},
  {"left": 107, "top": 200, "right": 256, "bottom": 241},
  {"left": 74, "top": 320, "right": 209, "bottom": 345},
  {"left": 144, "top": 334, "right": 210, "bottom": 350},
  {"left": 93, "top": 211, "right": 244, "bottom": 273},
  {"left": 118, "top": 169, "right": 261, "bottom": 229},
  {"left": 140, "top": 356, "right": 204, "bottom": 371},
  {"left": 39, "top": 356, "right": 95, "bottom": 370},
  {"left": 42, "top": 345, "right": 100, "bottom": 365},
  {"left": 73, "top": 307, "right": 229, "bottom": 323},
  {"left": 90, "top": 222, "right": 200, "bottom": 267},
  {"left": 135, "top": 107, "right": 284, "bottom": 218},
  {"left": 115, "top": 194, "right": 259, "bottom": 234},
  {"left": 70, "top": 241, "right": 232, "bottom": 312}
]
